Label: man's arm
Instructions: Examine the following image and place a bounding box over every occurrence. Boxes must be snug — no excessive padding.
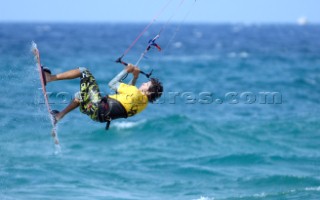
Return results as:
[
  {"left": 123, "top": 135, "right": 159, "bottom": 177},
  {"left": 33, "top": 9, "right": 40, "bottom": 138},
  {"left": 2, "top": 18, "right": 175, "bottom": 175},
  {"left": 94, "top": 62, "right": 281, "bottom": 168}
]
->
[
  {"left": 128, "top": 76, "right": 138, "bottom": 86},
  {"left": 108, "top": 69, "right": 128, "bottom": 91},
  {"left": 108, "top": 64, "right": 139, "bottom": 91},
  {"left": 129, "top": 67, "right": 140, "bottom": 85},
  {"left": 129, "top": 66, "right": 140, "bottom": 86}
]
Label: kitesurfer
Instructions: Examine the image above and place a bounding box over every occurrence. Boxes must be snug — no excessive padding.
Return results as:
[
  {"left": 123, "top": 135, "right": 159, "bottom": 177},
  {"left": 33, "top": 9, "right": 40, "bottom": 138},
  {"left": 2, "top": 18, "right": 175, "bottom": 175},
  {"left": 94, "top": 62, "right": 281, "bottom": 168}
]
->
[{"left": 42, "top": 64, "right": 163, "bottom": 129}]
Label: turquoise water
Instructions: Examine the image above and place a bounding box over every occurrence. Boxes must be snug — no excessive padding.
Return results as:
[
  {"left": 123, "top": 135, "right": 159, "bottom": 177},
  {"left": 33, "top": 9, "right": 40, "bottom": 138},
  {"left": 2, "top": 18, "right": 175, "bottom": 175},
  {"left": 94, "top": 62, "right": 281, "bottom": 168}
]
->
[{"left": 1, "top": 23, "right": 320, "bottom": 200}]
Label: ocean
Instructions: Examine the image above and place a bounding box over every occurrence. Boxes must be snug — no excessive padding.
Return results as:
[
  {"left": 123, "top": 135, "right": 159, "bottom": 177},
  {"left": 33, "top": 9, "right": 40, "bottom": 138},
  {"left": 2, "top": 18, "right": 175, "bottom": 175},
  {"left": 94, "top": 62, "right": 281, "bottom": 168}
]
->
[{"left": 0, "top": 23, "right": 320, "bottom": 200}]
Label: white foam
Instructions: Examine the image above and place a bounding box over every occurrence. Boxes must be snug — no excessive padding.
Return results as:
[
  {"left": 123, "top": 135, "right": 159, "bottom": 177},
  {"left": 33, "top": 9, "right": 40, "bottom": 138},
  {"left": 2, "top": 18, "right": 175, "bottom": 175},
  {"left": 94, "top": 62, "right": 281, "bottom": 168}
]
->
[
  {"left": 162, "top": 54, "right": 218, "bottom": 63},
  {"left": 31, "top": 41, "right": 37, "bottom": 52},
  {"left": 113, "top": 120, "right": 146, "bottom": 130},
  {"left": 54, "top": 144, "right": 62, "bottom": 155},
  {"left": 239, "top": 51, "right": 249, "bottom": 58},
  {"left": 253, "top": 192, "right": 266, "bottom": 198},
  {"left": 305, "top": 186, "right": 320, "bottom": 191},
  {"left": 227, "top": 51, "right": 250, "bottom": 59},
  {"left": 193, "top": 196, "right": 214, "bottom": 200}
]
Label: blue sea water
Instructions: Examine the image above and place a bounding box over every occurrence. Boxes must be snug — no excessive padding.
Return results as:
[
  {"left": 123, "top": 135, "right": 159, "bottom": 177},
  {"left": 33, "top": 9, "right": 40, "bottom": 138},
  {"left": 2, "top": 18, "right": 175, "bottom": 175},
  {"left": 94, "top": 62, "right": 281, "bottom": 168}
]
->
[{"left": 0, "top": 23, "right": 320, "bottom": 200}]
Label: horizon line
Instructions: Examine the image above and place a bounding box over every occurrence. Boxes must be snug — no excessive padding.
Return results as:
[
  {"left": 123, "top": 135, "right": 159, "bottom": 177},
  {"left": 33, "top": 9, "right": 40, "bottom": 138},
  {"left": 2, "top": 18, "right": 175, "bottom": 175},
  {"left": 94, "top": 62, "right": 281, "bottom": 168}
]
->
[{"left": 0, "top": 20, "right": 318, "bottom": 26}]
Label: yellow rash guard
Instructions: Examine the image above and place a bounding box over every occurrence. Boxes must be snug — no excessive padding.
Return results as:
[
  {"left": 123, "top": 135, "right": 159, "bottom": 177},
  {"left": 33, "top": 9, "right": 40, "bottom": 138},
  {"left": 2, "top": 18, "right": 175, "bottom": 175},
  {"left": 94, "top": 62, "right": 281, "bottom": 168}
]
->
[{"left": 108, "top": 83, "right": 148, "bottom": 117}]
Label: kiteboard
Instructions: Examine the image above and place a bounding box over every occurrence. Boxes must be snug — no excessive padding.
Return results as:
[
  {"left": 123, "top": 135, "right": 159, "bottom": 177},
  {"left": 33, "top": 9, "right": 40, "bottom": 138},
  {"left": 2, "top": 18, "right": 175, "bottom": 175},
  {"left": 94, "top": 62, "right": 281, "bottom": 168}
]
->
[{"left": 31, "top": 41, "right": 60, "bottom": 147}]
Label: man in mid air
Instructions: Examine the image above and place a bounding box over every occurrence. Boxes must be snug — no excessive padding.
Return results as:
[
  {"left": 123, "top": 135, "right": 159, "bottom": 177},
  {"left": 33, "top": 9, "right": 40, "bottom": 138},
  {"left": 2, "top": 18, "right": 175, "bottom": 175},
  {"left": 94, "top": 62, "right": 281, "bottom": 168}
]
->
[{"left": 42, "top": 64, "right": 163, "bottom": 129}]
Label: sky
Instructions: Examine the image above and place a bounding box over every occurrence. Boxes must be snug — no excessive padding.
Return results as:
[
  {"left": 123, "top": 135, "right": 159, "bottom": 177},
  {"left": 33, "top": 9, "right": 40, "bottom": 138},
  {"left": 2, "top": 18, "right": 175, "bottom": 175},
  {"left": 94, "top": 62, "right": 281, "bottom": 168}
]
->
[{"left": 0, "top": 0, "right": 319, "bottom": 24}]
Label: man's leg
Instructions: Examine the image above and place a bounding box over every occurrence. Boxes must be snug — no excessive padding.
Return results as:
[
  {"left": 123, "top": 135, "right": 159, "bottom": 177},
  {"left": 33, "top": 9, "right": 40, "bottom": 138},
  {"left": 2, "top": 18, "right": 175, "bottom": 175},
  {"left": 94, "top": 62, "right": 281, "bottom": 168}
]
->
[
  {"left": 46, "top": 68, "right": 82, "bottom": 83},
  {"left": 55, "top": 98, "right": 80, "bottom": 122}
]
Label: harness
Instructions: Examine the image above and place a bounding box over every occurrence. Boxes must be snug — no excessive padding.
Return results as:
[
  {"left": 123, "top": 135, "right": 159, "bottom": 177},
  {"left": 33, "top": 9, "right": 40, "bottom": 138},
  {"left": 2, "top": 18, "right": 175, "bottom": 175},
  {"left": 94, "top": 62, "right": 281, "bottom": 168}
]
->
[{"left": 98, "top": 96, "right": 128, "bottom": 130}]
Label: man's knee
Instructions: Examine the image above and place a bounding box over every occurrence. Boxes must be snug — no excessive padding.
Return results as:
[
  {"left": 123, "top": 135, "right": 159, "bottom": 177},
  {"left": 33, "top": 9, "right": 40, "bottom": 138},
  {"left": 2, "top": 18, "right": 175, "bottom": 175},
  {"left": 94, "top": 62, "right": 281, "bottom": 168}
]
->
[
  {"left": 78, "top": 67, "right": 88, "bottom": 73},
  {"left": 74, "top": 92, "right": 82, "bottom": 103},
  {"left": 74, "top": 98, "right": 80, "bottom": 104}
]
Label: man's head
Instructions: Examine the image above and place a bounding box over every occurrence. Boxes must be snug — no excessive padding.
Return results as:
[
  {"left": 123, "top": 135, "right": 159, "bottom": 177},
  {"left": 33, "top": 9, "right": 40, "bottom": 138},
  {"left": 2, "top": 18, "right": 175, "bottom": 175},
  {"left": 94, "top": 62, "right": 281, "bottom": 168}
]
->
[{"left": 140, "top": 78, "right": 163, "bottom": 103}]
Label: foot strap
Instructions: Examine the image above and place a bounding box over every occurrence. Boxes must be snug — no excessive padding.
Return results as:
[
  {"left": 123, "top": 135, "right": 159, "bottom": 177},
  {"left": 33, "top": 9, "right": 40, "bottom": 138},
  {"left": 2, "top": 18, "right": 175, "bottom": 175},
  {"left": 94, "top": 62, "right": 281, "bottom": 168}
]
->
[
  {"left": 41, "top": 66, "right": 51, "bottom": 86},
  {"left": 105, "top": 120, "right": 111, "bottom": 130},
  {"left": 41, "top": 66, "right": 47, "bottom": 86}
]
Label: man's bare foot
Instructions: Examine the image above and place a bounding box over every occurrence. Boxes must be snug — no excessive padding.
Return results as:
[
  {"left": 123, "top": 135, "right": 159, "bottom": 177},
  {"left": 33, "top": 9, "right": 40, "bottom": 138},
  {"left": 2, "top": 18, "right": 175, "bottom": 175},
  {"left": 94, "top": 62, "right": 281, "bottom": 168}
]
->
[
  {"left": 50, "top": 110, "right": 60, "bottom": 125},
  {"left": 55, "top": 112, "right": 63, "bottom": 122}
]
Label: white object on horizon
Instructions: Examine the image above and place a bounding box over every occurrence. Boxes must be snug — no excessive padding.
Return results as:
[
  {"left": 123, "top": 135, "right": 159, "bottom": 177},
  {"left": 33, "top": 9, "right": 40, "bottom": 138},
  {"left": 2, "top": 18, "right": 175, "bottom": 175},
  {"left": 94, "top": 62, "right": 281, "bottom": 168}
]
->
[{"left": 297, "top": 17, "right": 308, "bottom": 26}]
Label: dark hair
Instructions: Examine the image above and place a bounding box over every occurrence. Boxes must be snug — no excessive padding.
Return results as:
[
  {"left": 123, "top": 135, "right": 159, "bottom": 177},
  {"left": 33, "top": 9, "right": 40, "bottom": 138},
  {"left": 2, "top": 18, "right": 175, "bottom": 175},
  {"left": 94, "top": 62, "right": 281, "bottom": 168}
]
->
[{"left": 147, "top": 78, "right": 163, "bottom": 103}]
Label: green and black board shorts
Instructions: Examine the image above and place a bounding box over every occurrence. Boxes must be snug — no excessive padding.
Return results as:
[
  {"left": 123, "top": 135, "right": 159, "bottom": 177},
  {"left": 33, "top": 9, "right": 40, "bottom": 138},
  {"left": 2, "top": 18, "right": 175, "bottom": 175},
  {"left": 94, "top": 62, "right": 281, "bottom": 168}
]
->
[{"left": 78, "top": 68, "right": 102, "bottom": 122}]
